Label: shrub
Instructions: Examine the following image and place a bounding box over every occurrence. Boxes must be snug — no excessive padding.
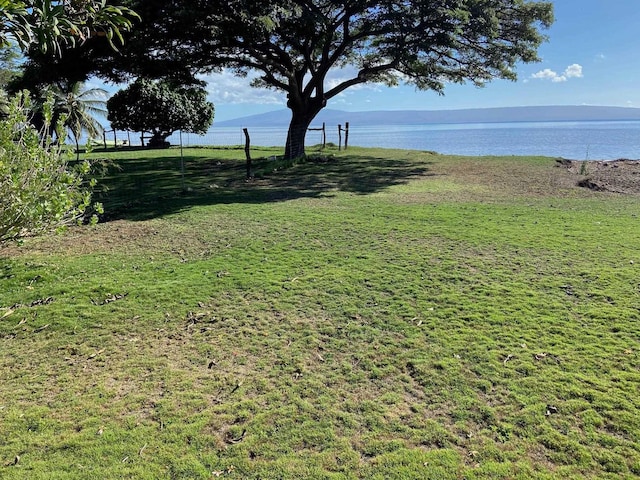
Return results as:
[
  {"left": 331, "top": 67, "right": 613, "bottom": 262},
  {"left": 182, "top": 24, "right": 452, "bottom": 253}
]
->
[{"left": 0, "top": 91, "right": 96, "bottom": 243}]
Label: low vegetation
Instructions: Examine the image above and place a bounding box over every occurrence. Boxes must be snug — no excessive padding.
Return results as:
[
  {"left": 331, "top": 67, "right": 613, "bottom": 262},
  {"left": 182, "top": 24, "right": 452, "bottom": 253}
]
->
[{"left": 1, "top": 146, "right": 639, "bottom": 479}]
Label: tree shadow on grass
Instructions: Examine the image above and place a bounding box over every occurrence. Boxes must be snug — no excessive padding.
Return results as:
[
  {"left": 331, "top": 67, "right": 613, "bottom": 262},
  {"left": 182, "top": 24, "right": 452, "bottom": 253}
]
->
[{"left": 96, "top": 151, "right": 435, "bottom": 221}]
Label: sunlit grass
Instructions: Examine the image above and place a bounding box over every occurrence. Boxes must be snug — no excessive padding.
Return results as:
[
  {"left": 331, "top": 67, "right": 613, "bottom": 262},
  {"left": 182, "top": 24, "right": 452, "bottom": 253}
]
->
[{"left": 1, "top": 146, "right": 639, "bottom": 478}]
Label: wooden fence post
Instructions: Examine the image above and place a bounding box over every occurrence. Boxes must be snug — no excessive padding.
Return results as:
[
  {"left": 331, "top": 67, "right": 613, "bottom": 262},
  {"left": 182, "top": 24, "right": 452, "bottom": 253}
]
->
[
  {"left": 338, "top": 124, "right": 342, "bottom": 151},
  {"left": 243, "top": 128, "right": 252, "bottom": 179},
  {"left": 344, "top": 122, "right": 349, "bottom": 150},
  {"left": 322, "top": 122, "right": 326, "bottom": 148}
]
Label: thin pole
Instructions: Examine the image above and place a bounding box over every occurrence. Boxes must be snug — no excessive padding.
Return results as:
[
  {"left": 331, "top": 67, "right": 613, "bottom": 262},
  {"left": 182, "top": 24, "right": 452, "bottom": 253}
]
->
[{"left": 180, "top": 130, "right": 185, "bottom": 191}]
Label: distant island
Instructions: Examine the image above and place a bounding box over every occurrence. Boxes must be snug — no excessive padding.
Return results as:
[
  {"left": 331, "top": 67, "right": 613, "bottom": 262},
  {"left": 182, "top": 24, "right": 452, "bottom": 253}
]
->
[{"left": 216, "top": 105, "right": 640, "bottom": 128}]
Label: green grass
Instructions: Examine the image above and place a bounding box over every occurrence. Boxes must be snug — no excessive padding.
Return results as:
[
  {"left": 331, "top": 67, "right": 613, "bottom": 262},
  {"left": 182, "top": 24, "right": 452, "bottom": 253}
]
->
[{"left": 1, "top": 145, "right": 640, "bottom": 479}]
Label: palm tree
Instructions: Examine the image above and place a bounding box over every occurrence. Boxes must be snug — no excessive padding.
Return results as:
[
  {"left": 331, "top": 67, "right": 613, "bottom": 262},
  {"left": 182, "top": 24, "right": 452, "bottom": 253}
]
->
[{"left": 49, "top": 81, "right": 108, "bottom": 160}]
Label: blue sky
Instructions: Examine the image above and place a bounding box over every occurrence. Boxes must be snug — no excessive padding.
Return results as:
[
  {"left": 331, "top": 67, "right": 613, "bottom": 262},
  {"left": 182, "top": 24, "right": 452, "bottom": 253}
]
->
[{"left": 95, "top": 0, "right": 640, "bottom": 122}]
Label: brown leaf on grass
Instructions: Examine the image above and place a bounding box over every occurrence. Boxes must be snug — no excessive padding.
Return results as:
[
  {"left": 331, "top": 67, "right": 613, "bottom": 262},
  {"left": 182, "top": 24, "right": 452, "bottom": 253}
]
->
[
  {"left": 30, "top": 297, "right": 54, "bottom": 307},
  {"left": 102, "top": 293, "right": 128, "bottom": 305},
  {"left": 33, "top": 324, "right": 50, "bottom": 333},
  {"left": 1, "top": 309, "right": 14, "bottom": 319},
  {"left": 9, "top": 297, "right": 54, "bottom": 310},
  {"left": 225, "top": 429, "right": 246, "bottom": 444},
  {"left": 88, "top": 349, "right": 105, "bottom": 359},
  {"left": 503, "top": 354, "right": 514, "bottom": 365}
]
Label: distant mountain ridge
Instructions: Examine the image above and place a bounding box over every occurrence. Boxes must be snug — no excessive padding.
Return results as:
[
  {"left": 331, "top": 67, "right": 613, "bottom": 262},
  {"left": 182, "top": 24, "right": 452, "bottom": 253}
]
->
[{"left": 216, "top": 105, "right": 640, "bottom": 127}]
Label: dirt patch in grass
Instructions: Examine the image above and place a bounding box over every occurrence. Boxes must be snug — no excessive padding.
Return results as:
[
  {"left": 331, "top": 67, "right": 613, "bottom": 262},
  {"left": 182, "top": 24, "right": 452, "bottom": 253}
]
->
[{"left": 557, "top": 158, "right": 640, "bottom": 195}]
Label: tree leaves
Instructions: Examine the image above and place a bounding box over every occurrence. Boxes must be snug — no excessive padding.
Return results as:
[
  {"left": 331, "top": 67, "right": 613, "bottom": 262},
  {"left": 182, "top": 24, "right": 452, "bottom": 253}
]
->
[{"left": 0, "top": 0, "right": 139, "bottom": 56}]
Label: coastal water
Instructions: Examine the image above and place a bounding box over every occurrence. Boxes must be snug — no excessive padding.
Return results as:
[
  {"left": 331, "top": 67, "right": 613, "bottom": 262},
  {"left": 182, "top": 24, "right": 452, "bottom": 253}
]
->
[{"left": 173, "top": 120, "right": 640, "bottom": 160}]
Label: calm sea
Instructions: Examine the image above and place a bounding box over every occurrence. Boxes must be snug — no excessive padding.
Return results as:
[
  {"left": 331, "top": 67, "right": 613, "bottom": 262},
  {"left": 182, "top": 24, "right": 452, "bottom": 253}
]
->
[{"left": 174, "top": 120, "right": 640, "bottom": 160}]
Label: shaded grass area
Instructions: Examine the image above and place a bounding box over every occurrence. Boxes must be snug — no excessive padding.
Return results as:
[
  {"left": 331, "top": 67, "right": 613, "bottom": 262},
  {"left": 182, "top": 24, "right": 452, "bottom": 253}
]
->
[
  {"left": 1, "top": 146, "right": 640, "bottom": 478},
  {"left": 89, "top": 145, "right": 433, "bottom": 221}
]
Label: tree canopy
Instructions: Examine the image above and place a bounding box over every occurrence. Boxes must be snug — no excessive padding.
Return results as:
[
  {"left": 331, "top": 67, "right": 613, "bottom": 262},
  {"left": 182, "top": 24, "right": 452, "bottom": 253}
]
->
[
  {"left": 107, "top": 79, "right": 214, "bottom": 147},
  {"left": 13, "top": 0, "right": 554, "bottom": 158}
]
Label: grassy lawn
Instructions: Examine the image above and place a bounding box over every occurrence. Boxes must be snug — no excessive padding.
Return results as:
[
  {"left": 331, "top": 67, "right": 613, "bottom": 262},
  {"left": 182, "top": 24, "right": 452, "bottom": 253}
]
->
[{"left": 1, "top": 145, "right": 639, "bottom": 479}]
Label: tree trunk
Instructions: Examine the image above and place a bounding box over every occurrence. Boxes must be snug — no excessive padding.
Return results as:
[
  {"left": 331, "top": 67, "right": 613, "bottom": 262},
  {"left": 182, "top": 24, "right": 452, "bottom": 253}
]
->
[
  {"left": 75, "top": 135, "right": 80, "bottom": 162},
  {"left": 284, "top": 112, "right": 313, "bottom": 160},
  {"left": 284, "top": 97, "right": 325, "bottom": 160},
  {"left": 148, "top": 131, "right": 171, "bottom": 148}
]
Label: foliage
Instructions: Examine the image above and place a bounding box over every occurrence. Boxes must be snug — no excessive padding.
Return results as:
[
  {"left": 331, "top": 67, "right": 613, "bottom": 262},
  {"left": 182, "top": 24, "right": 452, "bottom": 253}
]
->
[
  {"left": 90, "top": 0, "right": 553, "bottom": 158},
  {"left": 0, "top": 0, "right": 139, "bottom": 55},
  {"left": 106, "top": 78, "right": 214, "bottom": 147},
  {"left": 2, "top": 148, "right": 640, "bottom": 478},
  {"left": 0, "top": 91, "right": 95, "bottom": 242},
  {"left": 47, "top": 81, "right": 107, "bottom": 159}
]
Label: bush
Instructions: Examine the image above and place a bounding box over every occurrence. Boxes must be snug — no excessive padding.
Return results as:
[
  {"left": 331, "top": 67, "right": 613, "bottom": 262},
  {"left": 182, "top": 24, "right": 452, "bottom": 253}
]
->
[{"left": 0, "top": 92, "right": 96, "bottom": 243}]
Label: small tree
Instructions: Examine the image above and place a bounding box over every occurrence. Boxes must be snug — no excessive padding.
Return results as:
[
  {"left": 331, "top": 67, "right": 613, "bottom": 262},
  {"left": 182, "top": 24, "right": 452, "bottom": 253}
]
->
[
  {"left": 0, "top": 92, "right": 95, "bottom": 242},
  {"left": 46, "top": 81, "right": 108, "bottom": 159},
  {"left": 107, "top": 79, "right": 214, "bottom": 147}
]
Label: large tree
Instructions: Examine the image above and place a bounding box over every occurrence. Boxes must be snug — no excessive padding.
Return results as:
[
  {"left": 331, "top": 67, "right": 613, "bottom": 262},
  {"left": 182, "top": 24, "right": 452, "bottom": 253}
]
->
[
  {"left": 15, "top": 1, "right": 555, "bottom": 159},
  {"left": 107, "top": 78, "right": 214, "bottom": 147}
]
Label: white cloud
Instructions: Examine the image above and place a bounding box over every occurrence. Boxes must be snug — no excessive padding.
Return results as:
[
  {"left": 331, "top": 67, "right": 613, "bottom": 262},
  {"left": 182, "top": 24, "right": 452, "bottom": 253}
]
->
[
  {"left": 564, "top": 64, "right": 583, "bottom": 79},
  {"left": 530, "top": 64, "right": 583, "bottom": 83},
  {"left": 531, "top": 68, "right": 560, "bottom": 81},
  {"left": 198, "top": 70, "right": 285, "bottom": 105}
]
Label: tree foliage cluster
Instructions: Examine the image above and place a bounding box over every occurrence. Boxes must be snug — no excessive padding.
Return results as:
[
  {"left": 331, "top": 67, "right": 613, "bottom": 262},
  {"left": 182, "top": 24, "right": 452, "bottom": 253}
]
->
[
  {"left": 107, "top": 79, "right": 214, "bottom": 147},
  {"left": 0, "top": 0, "right": 139, "bottom": 55}
]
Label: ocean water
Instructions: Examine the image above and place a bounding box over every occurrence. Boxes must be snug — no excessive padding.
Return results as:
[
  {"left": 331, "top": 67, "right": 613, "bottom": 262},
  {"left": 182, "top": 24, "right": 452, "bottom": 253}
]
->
[{"left": 172, "top": 120, "right": 640, "bottom": 160}]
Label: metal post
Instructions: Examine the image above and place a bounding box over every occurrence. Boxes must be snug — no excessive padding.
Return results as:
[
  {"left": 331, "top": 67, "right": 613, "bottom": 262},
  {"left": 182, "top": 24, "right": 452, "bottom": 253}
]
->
[{"left": 180, "top": 130, "right": 185, "bottom": 191}]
